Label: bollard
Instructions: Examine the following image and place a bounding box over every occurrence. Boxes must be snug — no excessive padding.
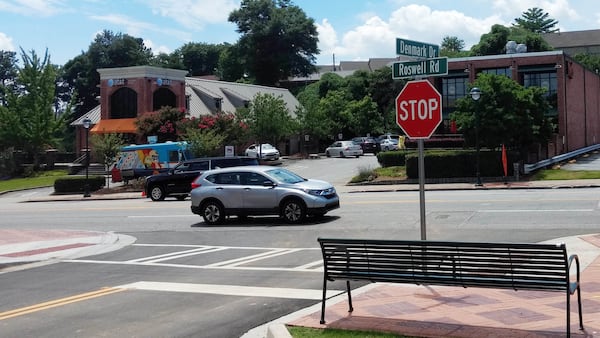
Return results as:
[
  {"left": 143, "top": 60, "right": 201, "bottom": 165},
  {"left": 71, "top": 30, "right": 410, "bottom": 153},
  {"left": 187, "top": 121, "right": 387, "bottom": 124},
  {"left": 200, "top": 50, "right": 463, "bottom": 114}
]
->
[{"left": 513, "top": 162, "right": 520, "bottom": 181}]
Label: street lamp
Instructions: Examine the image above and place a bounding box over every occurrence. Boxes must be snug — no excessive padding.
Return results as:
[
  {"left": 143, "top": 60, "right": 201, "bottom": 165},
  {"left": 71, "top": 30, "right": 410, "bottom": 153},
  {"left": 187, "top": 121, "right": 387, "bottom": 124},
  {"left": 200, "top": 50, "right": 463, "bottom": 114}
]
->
[
  {"left": 469, "top": 87, "right": 483, "bottom": 186},
  {"left": 82, "top": 117, "right": 92, "bottom": 197}
]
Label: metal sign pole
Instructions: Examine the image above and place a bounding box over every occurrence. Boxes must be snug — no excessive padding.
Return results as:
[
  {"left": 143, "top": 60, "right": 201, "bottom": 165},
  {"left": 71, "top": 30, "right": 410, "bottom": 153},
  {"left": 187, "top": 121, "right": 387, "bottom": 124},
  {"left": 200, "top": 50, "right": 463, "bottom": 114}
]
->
[{"left": 418, "top": 139, "right": 426, "bottom": 240}]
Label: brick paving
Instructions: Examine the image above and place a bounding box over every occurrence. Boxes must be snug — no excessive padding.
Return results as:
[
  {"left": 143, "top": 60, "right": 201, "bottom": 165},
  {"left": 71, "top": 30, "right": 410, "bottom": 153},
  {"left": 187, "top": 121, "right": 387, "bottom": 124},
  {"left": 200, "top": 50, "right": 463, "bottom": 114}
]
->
[{"left": 289, "top": 234, "right": 600, "bottom": 337}]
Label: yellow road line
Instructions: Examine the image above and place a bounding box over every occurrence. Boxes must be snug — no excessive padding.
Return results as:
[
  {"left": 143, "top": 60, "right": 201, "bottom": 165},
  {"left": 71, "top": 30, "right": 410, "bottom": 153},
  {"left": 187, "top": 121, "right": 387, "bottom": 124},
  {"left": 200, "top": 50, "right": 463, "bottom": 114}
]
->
[{"left": 0, "top": 287, "right": 125, "bottom": 320}]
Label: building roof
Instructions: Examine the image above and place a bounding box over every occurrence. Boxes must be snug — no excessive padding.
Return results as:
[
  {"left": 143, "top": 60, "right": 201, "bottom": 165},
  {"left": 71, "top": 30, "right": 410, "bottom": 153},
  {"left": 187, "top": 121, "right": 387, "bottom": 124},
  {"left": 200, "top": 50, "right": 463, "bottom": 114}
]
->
[
  {"left": 543, "top": 29, "right": 600, "bottom": 48},
  {"left": 73, "top": 77, "right": 301, "bottom": 126}
]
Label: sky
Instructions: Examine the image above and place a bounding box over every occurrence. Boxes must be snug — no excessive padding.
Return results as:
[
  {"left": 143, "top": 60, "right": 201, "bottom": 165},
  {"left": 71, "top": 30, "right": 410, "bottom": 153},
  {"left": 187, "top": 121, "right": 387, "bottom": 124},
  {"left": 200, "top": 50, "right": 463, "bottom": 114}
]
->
[{"left": 0, "top": 0, "right": 598, "bottom": 67}]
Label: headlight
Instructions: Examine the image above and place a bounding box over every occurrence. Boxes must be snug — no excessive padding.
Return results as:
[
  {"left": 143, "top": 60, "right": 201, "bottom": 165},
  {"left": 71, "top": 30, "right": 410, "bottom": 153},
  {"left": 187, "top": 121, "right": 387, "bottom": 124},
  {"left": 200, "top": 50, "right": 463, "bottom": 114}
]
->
[{"left": 304, "top": 187, "right": 335, "bottom": 196}]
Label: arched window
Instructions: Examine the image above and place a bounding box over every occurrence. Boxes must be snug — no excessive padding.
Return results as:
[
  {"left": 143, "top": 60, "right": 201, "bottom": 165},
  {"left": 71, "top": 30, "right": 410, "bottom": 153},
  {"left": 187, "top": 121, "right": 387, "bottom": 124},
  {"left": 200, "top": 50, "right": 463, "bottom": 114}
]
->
[
  {"left": 110, "top": 87, "right": 138, "bottom": 119},
  {"left": 153, "top": 88, "right": 176, "bottom": 111}
]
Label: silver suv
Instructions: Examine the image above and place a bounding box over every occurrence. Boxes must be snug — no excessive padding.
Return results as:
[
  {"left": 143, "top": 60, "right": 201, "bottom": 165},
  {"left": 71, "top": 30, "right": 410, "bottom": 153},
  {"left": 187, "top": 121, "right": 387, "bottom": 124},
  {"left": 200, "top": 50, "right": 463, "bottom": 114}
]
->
[{"left": 190, "top": 166, "right": 339, "bottom": 224}]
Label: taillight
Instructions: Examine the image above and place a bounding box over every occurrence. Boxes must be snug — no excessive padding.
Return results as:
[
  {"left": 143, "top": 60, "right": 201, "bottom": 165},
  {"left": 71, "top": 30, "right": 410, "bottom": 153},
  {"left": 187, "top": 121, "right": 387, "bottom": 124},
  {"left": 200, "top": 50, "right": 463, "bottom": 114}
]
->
[{"left": 191, "top": 182, "right": 201, "bottom": 190}]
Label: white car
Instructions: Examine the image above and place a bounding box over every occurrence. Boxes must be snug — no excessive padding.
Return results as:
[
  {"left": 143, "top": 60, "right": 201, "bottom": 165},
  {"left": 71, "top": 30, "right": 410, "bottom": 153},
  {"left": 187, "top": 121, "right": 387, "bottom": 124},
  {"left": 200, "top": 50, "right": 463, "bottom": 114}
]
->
[
  {"left": 245, "top": 143, "right": 280, "bottom": 160},
  {"left": 325, "top": 141, "right": 363, "bottom": 158},
  {"left": 379, "top": 139, "right": 399, "bottom": 151}
]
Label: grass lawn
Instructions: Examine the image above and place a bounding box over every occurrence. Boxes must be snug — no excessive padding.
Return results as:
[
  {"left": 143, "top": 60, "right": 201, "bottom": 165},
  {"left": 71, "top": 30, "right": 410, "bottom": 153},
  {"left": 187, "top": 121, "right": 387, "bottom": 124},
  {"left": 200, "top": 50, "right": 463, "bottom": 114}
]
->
[
  {"left": 287, "top": 326, "right": 414, "bottom": 338},
  {"left": 0, "top": 170, "right": 69, "bottom": 193}
]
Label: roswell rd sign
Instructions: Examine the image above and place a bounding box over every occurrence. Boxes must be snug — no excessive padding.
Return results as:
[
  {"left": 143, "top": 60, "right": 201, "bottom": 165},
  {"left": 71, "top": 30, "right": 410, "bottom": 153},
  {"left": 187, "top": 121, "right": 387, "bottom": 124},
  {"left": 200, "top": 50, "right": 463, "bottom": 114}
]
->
[{"left": 392, "top": 57, "right": 448, "bottom": 79}]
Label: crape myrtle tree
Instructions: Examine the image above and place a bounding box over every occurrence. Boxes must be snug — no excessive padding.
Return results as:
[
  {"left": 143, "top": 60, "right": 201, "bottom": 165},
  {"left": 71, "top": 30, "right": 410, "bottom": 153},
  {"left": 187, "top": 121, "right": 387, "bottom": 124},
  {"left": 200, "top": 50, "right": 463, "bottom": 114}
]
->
[
  {"left": 135, "top": 106, "right": 188, "bottom": 143},
  {"left": 179, "top": 112, "right": 250, "bottom": 157},
  {"left": 0, "top": 48, "right": 69, "bottom": 169},
  {"left": 237, "top": 93, "right": 297, "bottom": 147},
  {"left": 450, "top": 73, "right": 554, "bottom": 158},
  {"left": 228, "top": 0, "right": 319, "bottom": 86}
]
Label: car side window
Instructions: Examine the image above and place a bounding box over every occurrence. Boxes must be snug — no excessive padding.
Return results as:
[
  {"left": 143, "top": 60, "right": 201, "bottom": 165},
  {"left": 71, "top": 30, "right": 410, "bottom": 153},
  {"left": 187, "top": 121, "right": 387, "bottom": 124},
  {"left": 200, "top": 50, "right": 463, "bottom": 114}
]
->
[
  {"left": 191, "top": 161, "right": 209, "bottom": 171},
  {"left": 241, "top": 172, "right": 270, "bottom": 186},
  {"left": 215, "top": 173, "right": 241, "bottom": 185}
]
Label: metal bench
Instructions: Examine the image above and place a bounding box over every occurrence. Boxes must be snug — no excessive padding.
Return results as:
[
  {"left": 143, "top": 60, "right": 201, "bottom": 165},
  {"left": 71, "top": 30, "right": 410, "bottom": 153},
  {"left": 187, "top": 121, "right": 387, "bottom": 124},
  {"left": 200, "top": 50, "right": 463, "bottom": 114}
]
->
[{"left": 318, "top": 238, "right": 583, "bottom": 336}]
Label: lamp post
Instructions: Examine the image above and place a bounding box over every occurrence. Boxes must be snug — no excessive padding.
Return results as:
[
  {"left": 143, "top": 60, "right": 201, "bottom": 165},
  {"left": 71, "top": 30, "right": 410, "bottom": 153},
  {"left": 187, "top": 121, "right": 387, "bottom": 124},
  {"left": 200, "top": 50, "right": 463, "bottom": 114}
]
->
[
  {"left": 469, "top": 87, "right": 483, "bottom": 186},
  {"left": 82, "top": 117, "right": 92, "bottom": 197}
]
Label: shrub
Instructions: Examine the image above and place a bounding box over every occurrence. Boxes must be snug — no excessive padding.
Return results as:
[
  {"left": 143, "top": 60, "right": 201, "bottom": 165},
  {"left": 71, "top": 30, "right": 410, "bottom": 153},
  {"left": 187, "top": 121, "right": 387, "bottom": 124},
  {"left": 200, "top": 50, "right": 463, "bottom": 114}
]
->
[
  {"left": 376, "top": 151, "right": 409, "bottom": 167},
  {"left": 54, "top": 176, "right": 105, "bottom": 194}
]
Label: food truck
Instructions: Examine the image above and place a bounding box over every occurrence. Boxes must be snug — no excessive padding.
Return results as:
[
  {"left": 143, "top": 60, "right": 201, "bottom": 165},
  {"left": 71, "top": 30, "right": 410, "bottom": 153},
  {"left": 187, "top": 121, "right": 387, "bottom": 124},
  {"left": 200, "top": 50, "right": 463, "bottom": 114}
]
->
[{"left": 113, "top": 141, "right": 193, "bottom": 182}]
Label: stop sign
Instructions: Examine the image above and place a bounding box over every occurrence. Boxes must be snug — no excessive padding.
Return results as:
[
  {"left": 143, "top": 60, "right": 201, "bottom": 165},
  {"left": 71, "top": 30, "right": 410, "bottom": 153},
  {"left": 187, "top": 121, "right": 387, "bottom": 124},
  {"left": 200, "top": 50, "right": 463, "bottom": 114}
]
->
[{"left": 395, "top": 80, "right": 442, "bottom": 139}]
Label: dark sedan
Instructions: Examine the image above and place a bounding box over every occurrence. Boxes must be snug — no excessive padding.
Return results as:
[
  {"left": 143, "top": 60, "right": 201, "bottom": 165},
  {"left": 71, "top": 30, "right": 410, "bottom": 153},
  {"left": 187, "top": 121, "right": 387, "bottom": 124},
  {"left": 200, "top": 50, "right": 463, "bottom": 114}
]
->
[{"left": 352, "top": 137, "right": 380, "bottom": 154}]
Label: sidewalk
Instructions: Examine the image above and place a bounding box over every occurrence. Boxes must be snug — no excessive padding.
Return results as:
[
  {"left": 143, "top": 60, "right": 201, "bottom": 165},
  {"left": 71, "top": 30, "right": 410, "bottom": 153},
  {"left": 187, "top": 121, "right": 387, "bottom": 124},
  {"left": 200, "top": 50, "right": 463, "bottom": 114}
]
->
[{"left": 258, "top": 233, "right": 600, "bottom": 338}]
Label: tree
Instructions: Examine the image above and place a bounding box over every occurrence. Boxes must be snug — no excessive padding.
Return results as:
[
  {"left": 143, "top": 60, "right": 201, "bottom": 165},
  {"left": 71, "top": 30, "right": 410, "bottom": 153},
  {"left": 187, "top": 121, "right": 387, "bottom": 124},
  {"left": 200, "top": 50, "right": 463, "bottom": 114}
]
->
[
  {"left": 514, "top": 7, "right": 558, "bottom": 33},
  {"left": 470, "top": 24, "right": 552, "bottom": 55},
  {"left": 135, "top": 106, "right": 188, "bottom": 143},
  {"left": 228, "top": 0, "right": 319, "bottom": 86},
  {"left": 179, "top": 112, "right": 250, "bottom": 155},
  {"left": 441, "top": 36, "right": 465, "bottom": 52},
  {"left": 174, "top": 42, "right": 227, "bottom": 77},
  {"left": 0, "top": 49, "right": 68, "bottom": 167},
  {"left": 91, "top": 132, "right": 124, "bottom": 187},
  {"left": 573, "top": 54, "right": 600, "bottom": 73},
  {"left": 450, "top": 73, "right": 554, "bottom": 157},
  {"left": 60, "top": 30, "right": 153, "bottom": 120},
  {"left": 238, "top": 93, "right": 297, "bottom": 145},
  {"left": 0, "top": 50, "right": 18, "bottom": 106}
]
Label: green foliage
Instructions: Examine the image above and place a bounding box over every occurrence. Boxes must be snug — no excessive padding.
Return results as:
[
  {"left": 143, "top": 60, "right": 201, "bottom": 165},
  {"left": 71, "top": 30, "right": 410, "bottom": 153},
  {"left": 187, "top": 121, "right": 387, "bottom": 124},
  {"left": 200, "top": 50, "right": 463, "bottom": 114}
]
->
[
  {"left": 228, "top": 0, "right": 319, "bottom": 86},
  {"left": 60, "top": 30, "right": 153, "bottom": 118},
  {"left": 91, "top": 133, "right": 125, "bottom": 171},
  {"left": 185, "top": 128, "right": 227, "bottom": 157},
  {"left": 0, "top": 50, "right": 18, "bottom": 105},
  {"left": 470, "top": 24, "right": 552, "bottom": 55},
  {"left": 179, "top": 112, "right": 250, "bottom": 155},
  {"left": 0, "top": 49, "right": 68, "bottom": 168},
  {"left": 514, "top": 7, "right": 559, "bottom": 33},
  {"left": 450, "top": 73, "right": 553, "bottom": 154},
  {"left": 287, "top": 326, "right": 404, "bottom": 338},
  {"left": 238, "top": 93, "right": 297, "bottom": 144},
  {"left": 54, "top": 176, "right": 105, "bottom": 194},
  {"left": 135, "top": 106, "right": 188, "bottom": 142},
  {"left": 377, "top": 151, "right": 408, "bottom": 167},
  {"left": 172, "top": 42, "right": 228, "bottom": 76},
  {"left": 441, "top": 36, "right": 465, "bottom": 53},
  {"left": 573, "top": 54, "right": 600, "bottom": 73}
]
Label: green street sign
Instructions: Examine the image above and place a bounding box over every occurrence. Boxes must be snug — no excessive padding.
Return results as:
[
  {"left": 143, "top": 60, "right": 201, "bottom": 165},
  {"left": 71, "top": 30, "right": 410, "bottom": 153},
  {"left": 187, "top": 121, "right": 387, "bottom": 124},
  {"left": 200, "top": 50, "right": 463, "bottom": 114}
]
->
[
  {"left": 392, "top": 57, "right": 448, "bottom": 79},
  {"left": 396, "top": 38, "right": 439, "bottom": 59}
]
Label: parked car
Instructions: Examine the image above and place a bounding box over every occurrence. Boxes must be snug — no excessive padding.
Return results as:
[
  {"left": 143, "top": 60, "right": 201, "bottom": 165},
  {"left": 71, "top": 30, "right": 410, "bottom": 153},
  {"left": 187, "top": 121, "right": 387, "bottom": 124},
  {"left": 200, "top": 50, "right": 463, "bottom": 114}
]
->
[
  {"left": 377, "top": 134, "right": 400, "bottom": 143},
  {"left": 190, "top": 166, "right": 339, "bottom": 224},
  {"left": 352, "top": 137, "right": 380, "bottom": 154},
  {"left": 144, "top": 156, "right": 258, "bottom": 201},
  {"left": 379, "top": 139, "right": 399, "bottom": 151},
  {"left": 325, "top": 141, "right": 363, "bottom": 158},
  {"left": 244, "top": 143, "right": 280, "bottom": 160}
]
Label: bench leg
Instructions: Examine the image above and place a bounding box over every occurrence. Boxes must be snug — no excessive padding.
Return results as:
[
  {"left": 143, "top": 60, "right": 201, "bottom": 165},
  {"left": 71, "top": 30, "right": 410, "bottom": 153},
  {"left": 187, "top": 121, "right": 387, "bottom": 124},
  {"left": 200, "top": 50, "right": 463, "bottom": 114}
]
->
[
  {"left": 320, "top": 278, "right": 327, "bottom": 324},
  {"left": 346, "top": 280, "right": 353, "bottom": 313}
]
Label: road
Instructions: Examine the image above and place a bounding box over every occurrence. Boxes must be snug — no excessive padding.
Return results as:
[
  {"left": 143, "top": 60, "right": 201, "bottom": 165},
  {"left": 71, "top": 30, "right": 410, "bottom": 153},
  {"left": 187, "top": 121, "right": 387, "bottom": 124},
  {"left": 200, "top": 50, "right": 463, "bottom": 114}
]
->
[{"left": 0, "top": 155, "right": 598, "bottom": 337}]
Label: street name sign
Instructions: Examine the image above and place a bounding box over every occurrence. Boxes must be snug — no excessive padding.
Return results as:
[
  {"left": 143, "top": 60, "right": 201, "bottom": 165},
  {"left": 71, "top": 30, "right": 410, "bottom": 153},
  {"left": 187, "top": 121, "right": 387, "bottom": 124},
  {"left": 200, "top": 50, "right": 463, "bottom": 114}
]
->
[
  {"left": 395, "top": 80, "right": 443, "bottom": 139},
  {"left": 396, "top": 38, "right": 439, "bottom": 59},
  {"left": 392, "top": 57, "right": 448, "bottom": 79}
]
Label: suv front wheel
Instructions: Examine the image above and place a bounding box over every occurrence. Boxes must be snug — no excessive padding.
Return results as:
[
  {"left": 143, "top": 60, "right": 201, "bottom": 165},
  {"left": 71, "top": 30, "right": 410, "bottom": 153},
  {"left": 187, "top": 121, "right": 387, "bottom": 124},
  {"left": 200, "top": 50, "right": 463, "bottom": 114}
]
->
[
  {"left": 282, "top": 198, "right": 306, "bottom": 223},
  {"left": 201, "top": 200, "right": 225, "bottom": 225},
  {"left": 149, "top": 185, "right": 166, "bottom": 201}
]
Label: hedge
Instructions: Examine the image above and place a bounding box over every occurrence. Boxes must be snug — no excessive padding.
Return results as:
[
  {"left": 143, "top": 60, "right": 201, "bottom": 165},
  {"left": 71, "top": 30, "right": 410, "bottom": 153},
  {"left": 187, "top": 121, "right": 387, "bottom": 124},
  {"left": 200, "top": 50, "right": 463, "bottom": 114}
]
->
[{"left": 54, "top": 176, "right": 105, "bottom": 194}]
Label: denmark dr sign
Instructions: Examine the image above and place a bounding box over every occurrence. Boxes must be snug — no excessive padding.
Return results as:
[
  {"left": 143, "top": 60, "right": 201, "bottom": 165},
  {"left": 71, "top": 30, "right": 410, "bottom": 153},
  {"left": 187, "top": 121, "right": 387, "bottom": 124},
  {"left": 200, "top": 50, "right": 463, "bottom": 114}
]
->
[{"left": 396, "top": 38, "right": 439, "bottom": 59}]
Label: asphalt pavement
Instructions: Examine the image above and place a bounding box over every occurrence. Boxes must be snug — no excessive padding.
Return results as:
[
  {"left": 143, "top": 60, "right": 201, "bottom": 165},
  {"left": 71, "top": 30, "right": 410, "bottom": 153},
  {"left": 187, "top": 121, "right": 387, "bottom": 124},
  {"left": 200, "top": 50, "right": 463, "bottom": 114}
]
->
[{"left": 1, "top": 152, "right": 600, "bottom": 337}]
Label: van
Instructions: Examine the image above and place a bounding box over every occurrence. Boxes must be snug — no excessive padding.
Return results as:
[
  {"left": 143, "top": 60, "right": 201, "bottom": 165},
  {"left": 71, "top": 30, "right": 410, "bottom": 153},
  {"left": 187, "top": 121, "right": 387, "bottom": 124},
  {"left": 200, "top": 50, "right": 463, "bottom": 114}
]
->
[{"left": 114, "top": 142, "right": 193, "bottom": 182}]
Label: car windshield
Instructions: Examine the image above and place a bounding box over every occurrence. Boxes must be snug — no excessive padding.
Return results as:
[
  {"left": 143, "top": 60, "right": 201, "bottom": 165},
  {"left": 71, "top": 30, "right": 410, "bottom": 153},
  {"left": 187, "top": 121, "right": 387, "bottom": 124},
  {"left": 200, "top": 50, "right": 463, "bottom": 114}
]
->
[
  {"left": 265, "top": 168, "right": 305, "bottom": 184},
  {"left": 261, "top": 144, "right": 275, "bottom": 149}
]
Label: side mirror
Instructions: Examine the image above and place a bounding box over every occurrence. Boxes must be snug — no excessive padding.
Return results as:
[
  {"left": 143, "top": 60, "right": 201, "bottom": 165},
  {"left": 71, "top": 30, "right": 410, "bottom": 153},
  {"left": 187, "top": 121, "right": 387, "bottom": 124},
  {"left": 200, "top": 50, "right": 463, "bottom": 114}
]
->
[{"left": 263, "top": 181, "right": 276, "bottom": 187}]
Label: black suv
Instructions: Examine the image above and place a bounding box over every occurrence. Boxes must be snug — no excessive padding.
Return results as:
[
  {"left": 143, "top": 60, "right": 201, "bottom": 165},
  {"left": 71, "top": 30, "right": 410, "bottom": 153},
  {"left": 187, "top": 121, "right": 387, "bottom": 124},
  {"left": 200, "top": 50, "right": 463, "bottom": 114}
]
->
[
  {"left": 352, "top": 136, "right": 380, "bottom": 154},
  {"left": 144, "top": 156, "right": 259, "bottom": 201}
]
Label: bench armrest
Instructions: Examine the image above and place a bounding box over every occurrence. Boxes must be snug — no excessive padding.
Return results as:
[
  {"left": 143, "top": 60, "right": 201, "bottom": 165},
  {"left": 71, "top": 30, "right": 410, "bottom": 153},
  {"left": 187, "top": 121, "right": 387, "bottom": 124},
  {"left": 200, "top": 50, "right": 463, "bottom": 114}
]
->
[{"left": 568, "top": 254, "right": 581, "bottom": 294}]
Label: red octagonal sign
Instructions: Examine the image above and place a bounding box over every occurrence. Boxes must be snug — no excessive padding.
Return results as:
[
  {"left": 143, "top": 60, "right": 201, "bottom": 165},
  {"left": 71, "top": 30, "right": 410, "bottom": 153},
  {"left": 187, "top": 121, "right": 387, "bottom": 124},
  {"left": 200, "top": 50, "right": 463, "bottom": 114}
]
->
[{"left": 395, "top": 80, "right": 442, "bottom": 139}]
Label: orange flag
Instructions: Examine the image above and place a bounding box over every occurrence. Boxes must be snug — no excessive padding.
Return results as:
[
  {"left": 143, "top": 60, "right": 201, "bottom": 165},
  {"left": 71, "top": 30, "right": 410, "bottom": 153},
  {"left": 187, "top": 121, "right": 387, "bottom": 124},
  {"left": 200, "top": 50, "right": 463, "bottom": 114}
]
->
[{"left": 502, "top": 144, "right": 508, "bottom": 177}]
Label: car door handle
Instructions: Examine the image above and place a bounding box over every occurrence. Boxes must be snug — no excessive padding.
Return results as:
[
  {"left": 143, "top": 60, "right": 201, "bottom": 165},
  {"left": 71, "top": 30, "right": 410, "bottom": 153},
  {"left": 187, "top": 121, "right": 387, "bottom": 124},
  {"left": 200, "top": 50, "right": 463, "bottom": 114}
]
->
[
  {"left": 216, "top": 187, "right": 224, "bottom": 190},
  {"left": 244, "top": 188, "right": 251, "bottom": 191}
]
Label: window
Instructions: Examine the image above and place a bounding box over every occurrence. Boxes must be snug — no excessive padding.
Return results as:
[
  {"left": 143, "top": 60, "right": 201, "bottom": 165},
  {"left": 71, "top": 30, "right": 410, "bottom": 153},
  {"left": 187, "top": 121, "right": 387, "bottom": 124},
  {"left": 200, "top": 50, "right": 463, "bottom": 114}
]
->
[
  {"left": 153, "top": 88, "right": 177, "bottom": 111},
  {"left": 442, "top": 76, "right": 468, "bottom": 109},
  {"left": 216, "top": 173, "right": 240, "bottom": 185},
  {"left": 523, "top": 71, "right": 558, "bottom": 113},
  {"left": 480, "top": 67, "right": 511, "bottom": 78},
  {"left": 242, "top": 172, "right": 269, "bottom": 186},
  {"left": 110, "top": 88, "right": 138, "bottom": 119}
]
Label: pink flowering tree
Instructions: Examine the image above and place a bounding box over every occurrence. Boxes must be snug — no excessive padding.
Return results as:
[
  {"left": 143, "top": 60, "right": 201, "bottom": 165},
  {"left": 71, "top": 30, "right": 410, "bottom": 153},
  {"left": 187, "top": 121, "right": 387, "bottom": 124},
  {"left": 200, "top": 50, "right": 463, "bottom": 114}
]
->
[
  {"left": 135, "top": 106, "right": 188, "bottom": 142},
  {"left": 179, "top": 112, "right": 250, "bottom": 156}
]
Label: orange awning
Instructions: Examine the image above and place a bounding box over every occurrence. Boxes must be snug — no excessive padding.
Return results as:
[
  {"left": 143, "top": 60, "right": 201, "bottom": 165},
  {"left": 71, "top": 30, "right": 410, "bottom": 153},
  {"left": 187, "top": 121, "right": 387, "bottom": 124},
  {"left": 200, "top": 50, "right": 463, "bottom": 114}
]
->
[{"left": 90, "top": 118, "right": 137, "bottom": 134}]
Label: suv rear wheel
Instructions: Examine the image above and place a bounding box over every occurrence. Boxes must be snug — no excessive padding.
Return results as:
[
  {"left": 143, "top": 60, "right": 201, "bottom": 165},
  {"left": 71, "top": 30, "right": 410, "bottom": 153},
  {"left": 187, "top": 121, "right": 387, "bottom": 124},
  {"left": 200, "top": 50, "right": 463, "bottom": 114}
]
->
[{"left": 149, "top": 185, "right": 166, "bottom": 201}]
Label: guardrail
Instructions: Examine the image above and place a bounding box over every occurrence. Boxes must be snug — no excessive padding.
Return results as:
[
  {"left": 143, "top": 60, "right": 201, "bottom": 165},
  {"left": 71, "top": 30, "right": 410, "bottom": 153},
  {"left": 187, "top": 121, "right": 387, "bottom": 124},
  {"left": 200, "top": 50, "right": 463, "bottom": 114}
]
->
[{"left": 523, "top": 144, "right": 600, "bottom": 174}]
